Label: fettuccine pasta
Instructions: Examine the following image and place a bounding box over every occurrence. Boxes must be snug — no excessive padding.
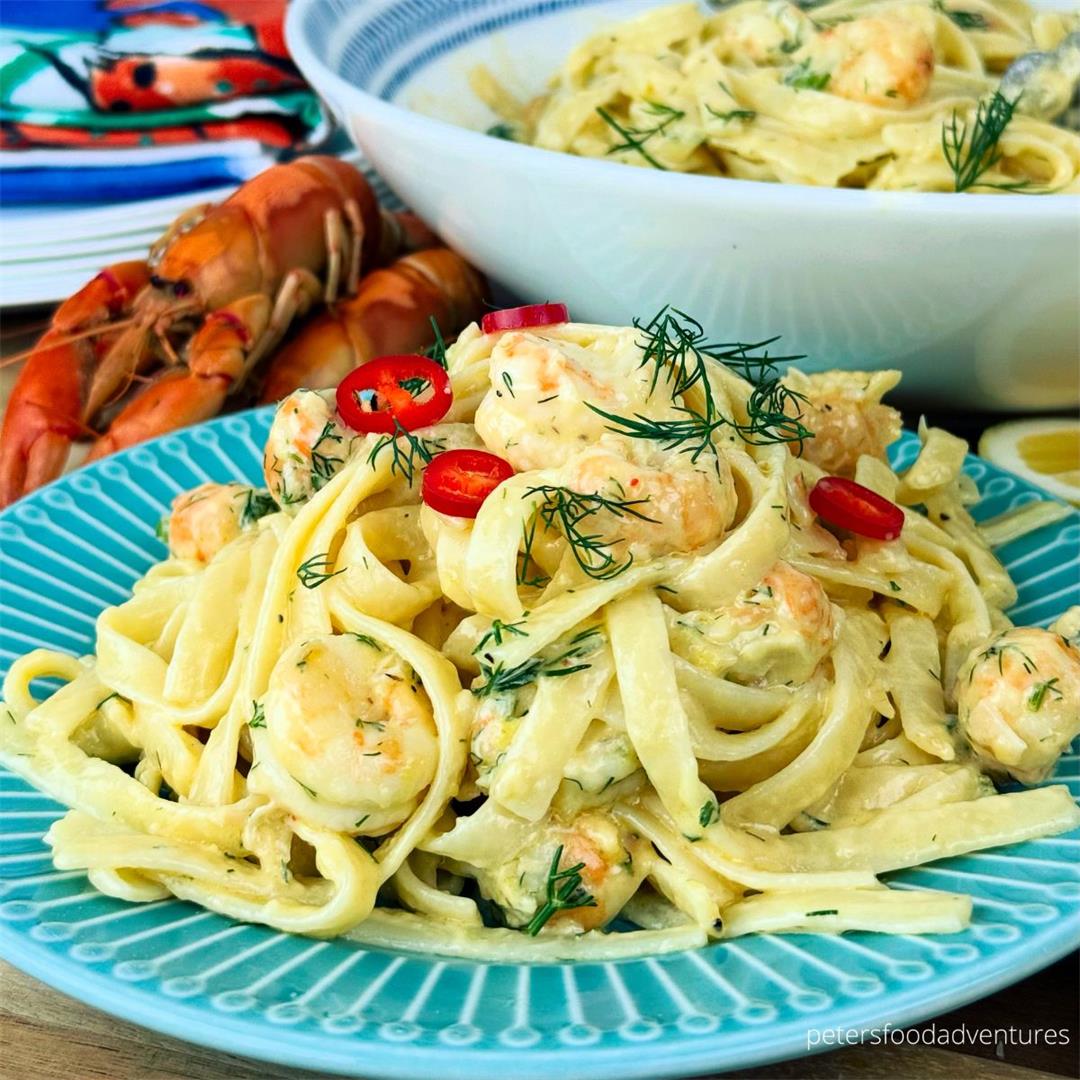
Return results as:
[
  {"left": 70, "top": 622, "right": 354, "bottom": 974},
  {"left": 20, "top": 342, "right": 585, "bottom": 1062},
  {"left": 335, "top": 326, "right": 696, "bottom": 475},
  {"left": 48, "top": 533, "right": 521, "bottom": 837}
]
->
[
  {"left": 473, "top": 0, "right": 1080, "bottom": 192},
  {"left": 2, "top": 310, "right": 1079, "bottom": 957}
]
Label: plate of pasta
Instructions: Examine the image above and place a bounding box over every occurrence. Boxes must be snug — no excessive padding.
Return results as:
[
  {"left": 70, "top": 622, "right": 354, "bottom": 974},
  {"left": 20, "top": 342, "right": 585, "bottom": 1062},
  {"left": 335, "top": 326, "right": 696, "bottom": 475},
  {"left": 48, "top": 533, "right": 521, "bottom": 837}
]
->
[{"left": 1, "top": 307, "right": 1078, "bottom": 1079}]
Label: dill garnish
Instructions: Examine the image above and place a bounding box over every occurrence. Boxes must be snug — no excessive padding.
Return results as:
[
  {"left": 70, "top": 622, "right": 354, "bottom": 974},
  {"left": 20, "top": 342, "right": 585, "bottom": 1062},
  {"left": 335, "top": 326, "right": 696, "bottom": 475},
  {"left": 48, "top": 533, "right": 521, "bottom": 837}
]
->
[
  {"left": 525, "top": 485, "right": 657, "bottom": 580},
  {"left": 424, "top": 317, "right": 449, "bottom": 370},
  {"left": 699, "top": 800, "right": 718, "bottom": 828},
  {"left": 524, "top": 844, "right": 598, "bottom": 935},
  {"left": 807, "top": 909, "right": 838, "bottom": 916},
  {"left": 942, "top": 91, "right": 1022, "bottom": 192},
  {"left": 367, "top": 419, "right": 444, "bottom": 485},
  {"left": 154, "top": 515, "right": 169, "bottom": 544},
  {"left": 973, "top": 640, "right": 1036, "bottom": 679},
  {"left": 238, "top": 487, "right": 279, "bottom": 527},
  {"left": 516, "top": 513, "right": 550, "bottom": 588},
  {"left": 784, "top": 59, "right": 831, "bottom": 91},
  {"left": 473, "top": 627, "right": 601, "bottom": 698},
  {"left": 596, "top": 101, "right": 685, "bottom": 169},
  {"left": 309, "top": 424, "right": 344, "bottom": 493},
  {"left": 486, "top": 122, "right": 517, "bottom": 141},
  {"left": 296, "top": 553, "right": 345, "bottom": 589},
  {"left": 587, "top": 306, "right": 812, "bottom": 457},
  {"left": 249, "top": 701, "right": 266, "bottom": 729},
  {"left": 474, "top": 619, "right": 528, "bottom": 653},
  {"left": 706, "top": 104, "right": 757, "bottom": 123},
  {"left": 932, "top": 0, "right": 989, "bottom": 29},
  {"left": 1028, "top": 677, "right": 1062, "bottom": 712}
]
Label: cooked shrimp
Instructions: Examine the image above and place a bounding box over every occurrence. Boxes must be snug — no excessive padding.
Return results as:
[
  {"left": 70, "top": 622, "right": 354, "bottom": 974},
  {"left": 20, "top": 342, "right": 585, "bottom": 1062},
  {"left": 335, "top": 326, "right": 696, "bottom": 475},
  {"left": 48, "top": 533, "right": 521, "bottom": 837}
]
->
[
  {"left": 473, "top": 810, "right": 648, "bottom": 932},
  {"left": 803, "top": 14, "right": 935, "bottom": 107},
  {"left": 561, "top": 445, "right": 737, "bottom": 560},
  {"left": 709, "top": 0, "right": 815, "bottom": 65},
  {"left": 475, "top": 329, "right": 738, "bottom": 558},
  {"left": 166, "top": 481, "right": 277, "bottom": 563},
  {"left": 668, "top": 560, "right": 837, "bottom": 685},
  {"left": 784, "top": 369, "right": 902, "bottom": 477},
  {"left": 263, "top": 633, "right": 439, "bottom": 832},
  {"left": 955, "top": 622, "right": 1080, "bottom": 784},
  {"left": 263, "top": 389, "right": 355, "bottom": 511},
  {"left": 474, "top": 329, "right": 663, "bottom": 472}
]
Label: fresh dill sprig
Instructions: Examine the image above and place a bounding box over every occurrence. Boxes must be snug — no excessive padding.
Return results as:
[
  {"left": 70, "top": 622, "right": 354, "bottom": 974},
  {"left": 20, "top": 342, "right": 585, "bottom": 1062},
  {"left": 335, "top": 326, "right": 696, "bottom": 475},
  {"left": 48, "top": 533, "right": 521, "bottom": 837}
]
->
[
  {"left": 309, "top": 424, "right": 345, "bottom": 493},
  {"left": 296, "top": 552, "right": 345, "bottom": 589},
  {"left": 705, "top": 104, "right": 757, "bottom": 123},
  {"left": 423, "top": 317, "right": 449, "bottom": 369},
  {"left": 971, "top": 640, "right": 1037, "bottom": 680},
  {"left": 249, "top": 701, "right": 266, "bottom": 729},
  {"left": 932, "top": 0, "right": 989, "bottom": 29},
  {"left": 237, "top": 487, "right": 279, "bottom": 527},
  {"left": 154, "top": 515, "right": 169, "bottom": 545},
  {"left": 942, "top": 91, "right": 1022, "bottom": 192},
  {"left": 367, "top": 419, "right": 444, "bottom": 485},
  {"left": 524, "top": 844, "right": 598, "bottom": 935},
  {"left": 1028, "top": 677, "right": 1062, "bottom": 712},
  {"left": 473, "top": 627, "right": 601, "bottom": 698},
  {"left": 473, "top": 619, "right": 528, "bottom": 653},
  {"left": 596, "top": 101, "right": 685, "bottom": 170},
  {"left": 398, "top": 376, "right": 431, "bottom": 397},
  {"left": 486, "top": 122, "right": 517, "bottom": 141},
  {"left": 784, "top": 59, "right": 830, "bottom": 91},
  {"left": 526, "top": 485, "right": 657, "bottom": 580},
  {"left": 589, "top": 306, "right": 812, "bottom": 456},
  {"left": 516, "top": 513, "right": 550, "bottom": 588}
]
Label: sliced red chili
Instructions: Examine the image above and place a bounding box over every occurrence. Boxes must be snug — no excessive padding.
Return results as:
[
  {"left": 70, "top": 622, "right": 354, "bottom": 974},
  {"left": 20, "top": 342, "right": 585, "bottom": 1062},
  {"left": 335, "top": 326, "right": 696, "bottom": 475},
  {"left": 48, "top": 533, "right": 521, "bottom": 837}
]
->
[
  {"left": 481, "top": 303, "right": 569, "bottom": 335},
  {"left": 809, "top": 476, "right": 905, "bottom": 541},
  {"left": 336, "top": 355, "right": 451, "bottom": 434},
  {"left": 422, "top": 449, "right": 514, "bottom": 518}
]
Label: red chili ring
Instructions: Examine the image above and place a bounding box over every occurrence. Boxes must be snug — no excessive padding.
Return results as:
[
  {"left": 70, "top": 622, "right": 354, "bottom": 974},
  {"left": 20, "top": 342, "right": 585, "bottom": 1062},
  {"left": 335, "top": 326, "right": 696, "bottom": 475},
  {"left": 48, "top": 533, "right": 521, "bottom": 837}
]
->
[
  {"left": 808, "top": 476, "right": 905, "bottom": 541},
  {"left": 481, "top": 303, "right": 569, "bottom": 335},
  {"left": 421, "top": 449, "right": 514, "bottom": 518},
  {"left": 336, "top": 355, "right": 452, "bottom": 434}
]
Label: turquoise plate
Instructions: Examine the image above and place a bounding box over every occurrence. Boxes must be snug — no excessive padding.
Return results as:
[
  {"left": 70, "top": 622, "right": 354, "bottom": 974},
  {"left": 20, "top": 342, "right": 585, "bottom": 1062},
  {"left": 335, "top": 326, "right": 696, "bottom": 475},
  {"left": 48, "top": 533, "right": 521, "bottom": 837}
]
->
[{"left": 1, "top": 410, "right": 1078, "bottom": 1080}]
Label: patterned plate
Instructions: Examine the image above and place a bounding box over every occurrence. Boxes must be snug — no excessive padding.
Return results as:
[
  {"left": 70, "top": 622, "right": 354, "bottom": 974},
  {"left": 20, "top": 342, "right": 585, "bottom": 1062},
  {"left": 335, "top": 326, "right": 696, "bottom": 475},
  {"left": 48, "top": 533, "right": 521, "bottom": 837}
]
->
[{"left": 1, "top": 410, "right": 1078, "bottom": 1080}]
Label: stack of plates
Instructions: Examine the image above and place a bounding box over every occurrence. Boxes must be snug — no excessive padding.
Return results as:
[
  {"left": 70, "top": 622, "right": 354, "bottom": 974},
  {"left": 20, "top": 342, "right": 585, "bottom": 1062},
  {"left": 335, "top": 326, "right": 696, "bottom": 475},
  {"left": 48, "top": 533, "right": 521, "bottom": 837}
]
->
[{"left": 0, "top": 151, "right": 395, "bottom": 309}]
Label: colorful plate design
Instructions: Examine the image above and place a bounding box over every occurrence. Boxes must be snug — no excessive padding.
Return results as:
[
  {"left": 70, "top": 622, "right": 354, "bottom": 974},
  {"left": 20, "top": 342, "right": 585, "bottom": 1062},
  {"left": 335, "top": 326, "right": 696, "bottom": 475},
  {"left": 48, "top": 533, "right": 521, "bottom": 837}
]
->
[{"left": 1, "top": 409, "right": 1078, "bottom": 1079}]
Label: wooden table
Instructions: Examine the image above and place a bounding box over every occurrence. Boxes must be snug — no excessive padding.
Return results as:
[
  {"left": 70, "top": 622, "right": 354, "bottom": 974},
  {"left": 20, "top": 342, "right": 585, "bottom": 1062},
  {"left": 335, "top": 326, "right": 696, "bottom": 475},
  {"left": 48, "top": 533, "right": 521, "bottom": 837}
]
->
[
  {"left": 2, "top": 952, "right": 1076, "bottom": 1079},
  {"left": 2, "top": 311, "right": 1077, "bottom": 1079}
]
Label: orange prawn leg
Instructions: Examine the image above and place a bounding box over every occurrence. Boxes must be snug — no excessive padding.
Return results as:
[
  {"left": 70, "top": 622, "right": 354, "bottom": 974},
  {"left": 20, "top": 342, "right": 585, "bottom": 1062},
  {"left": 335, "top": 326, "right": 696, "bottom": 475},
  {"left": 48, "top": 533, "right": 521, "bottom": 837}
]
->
[
  {"left": 85, "top": 367, "right": 233, "bottom": 462},
  {"left": 0, "top": 262, "right": 150, "bottom": 507},
  {"left": 258, "top": 248, "right": 486, "bottom": 402}
]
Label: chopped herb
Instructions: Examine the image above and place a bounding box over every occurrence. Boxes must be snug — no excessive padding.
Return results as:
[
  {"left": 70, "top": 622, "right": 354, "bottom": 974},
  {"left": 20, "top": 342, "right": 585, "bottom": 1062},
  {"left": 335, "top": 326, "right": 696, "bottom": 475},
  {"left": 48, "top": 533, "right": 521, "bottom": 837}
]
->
[
  {"left": 398, "top": 375, "right": 431, "bottom": 397},
  {"left": 942, "top": 91, "right": 1022, "bottom": 192},
  {"left": 699, "top": 800, "right": 718, "bottom": 828},
  {"left": 297, "top": 780, "right": 318, "bottom": 799},
  {"left": 95, "top": 691, "right": 121, "bottom": 711},
  {"left": 474, "top": 618, "right": 529, "bottom": 653},
  {"left": 705, "top": 105, "right": 756, "bottom": 123},
  {"left": 973, "top": 640, "right": 1036, "bottom": 679},
  {"left": 595, "top": 101, "right": 684, "bottom": 170},
  {"left": 356, "top": 718, "right": 386, "bottom": 731},
  {"left": 249, "top": 701, "right": 266, "bottom": 729},
  {"left": 368, "top": 418, "right": 444, "bottom": 485},
  {"left": 238, "top": 487, "right": 280, "bottom": 526},
  {"left": 501, "top": 371, "right": 516, "bottom": 398},
  {"left": 807, "top": 909, "right": 838, "bottom": 916},
  {"left": 932, "top": 0, "right": 989, "bottom": 29},
  {"left": 154, "top": 515, "right": 169, "bottom": 544},
  {"left": 296, "top": 552, "right": 345, "bottom": 589},
  {"left": 1028, "top": 677, "right": 1062, "bottom": 712},
  {"left": 524, "top": 844, "right": 598, "bottom": 935},
  {"left": 888, "top": 580, "right": 902, "bottom": 592},
  {"left": 424, "top": 317, "right": 449, "bottom": 369},
  {"left": 362, "top": 751, "right": 382, "bottom": 757},
  {"left": 486, "top": 122, "right": 516, "bottom": 141},
  {"left": 516, "top": 512, "right": 550, "bottom": 588},
  {"left": 784, "top": 60, "right": 831, "bottom": 91},
  {"left": 589, "top": 307, "right": 810, "bottom": 458},
  {"left": 350, "top": 633, "right": 382, "bottom": 651},
  {"left": 525, "top": 484, "right": 656, "bottom": 580},
  {"left": 473, "top": 628, "right": 601, "bottom": 698},
  {"left": 355, "top": 814, "right": 371, "bottom": 829}
]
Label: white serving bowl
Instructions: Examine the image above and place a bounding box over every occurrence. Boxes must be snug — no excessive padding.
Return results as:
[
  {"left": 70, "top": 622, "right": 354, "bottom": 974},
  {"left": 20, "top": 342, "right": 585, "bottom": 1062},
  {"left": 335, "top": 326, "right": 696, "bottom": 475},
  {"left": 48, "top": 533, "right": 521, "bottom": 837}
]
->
[{"left": 287, "top": 0, "right": 1080, "bottom": 409}]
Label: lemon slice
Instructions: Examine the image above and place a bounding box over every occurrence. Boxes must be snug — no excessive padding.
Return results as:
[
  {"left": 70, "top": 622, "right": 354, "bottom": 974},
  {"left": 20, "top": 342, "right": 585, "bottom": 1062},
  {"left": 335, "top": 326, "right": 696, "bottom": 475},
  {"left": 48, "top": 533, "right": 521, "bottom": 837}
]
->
[{"left": 978, "top": 418, "right": 1080, "bottom": 505}]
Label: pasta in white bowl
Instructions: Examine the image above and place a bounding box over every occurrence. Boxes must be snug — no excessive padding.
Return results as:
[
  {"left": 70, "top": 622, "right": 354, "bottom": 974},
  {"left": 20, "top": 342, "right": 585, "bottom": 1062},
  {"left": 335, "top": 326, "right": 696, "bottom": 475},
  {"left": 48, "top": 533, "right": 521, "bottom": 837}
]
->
[{"left": 2, "top": 306, "right": 1078, "bottom": 960}]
